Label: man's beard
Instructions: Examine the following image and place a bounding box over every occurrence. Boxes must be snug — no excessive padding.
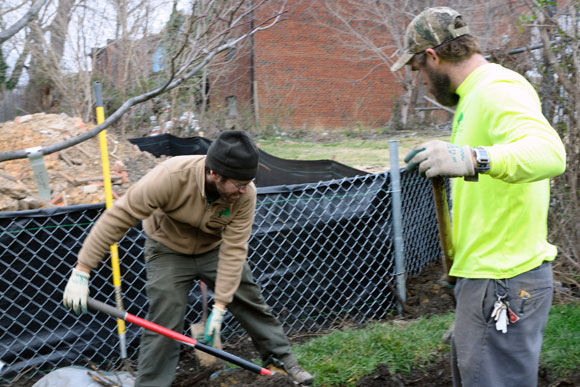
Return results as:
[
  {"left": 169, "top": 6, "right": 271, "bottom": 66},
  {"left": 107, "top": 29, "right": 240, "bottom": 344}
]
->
[
  {"left": 216, "top": 180, "right": 240, "bottom": 203},
  {"left": 427, "top": 68, "right": 459, "bottom": 107}
]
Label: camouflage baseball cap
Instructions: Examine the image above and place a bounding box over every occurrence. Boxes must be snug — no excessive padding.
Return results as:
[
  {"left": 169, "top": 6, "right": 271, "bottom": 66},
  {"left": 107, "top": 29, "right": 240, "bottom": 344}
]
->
[{"left": 391, "top": 7, "right": 469, "bottom": 72}]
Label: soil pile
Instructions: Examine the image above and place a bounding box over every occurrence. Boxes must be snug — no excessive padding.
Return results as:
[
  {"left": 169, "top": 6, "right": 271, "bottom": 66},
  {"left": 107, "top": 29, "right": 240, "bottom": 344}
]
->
[{"left": 0, "top": 113, "right": 165, "bottom": 212}]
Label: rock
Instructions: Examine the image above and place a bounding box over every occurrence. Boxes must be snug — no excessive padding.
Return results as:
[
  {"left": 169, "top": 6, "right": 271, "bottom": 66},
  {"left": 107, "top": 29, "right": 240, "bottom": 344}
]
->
[
  {"left": 0, "top": 195, "right": 19, "bottom": 212},
  {"left": 15, "top": 114, "right": 33, "bottom": 123},
  {"left": 82, "top": 184, "right": 99, "bottom": 193},
  {"left": 18, "top": 197, "right": 51, "bottom": 211},
  {"left": 0, "top": 179, "right": 30, "bottom": 200}
]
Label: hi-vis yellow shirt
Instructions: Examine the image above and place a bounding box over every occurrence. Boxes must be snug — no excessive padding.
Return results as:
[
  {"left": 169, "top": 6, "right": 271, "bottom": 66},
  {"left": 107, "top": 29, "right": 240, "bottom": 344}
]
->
[{"left": 450, "top": 63, "right": 566, "bottom": 279}]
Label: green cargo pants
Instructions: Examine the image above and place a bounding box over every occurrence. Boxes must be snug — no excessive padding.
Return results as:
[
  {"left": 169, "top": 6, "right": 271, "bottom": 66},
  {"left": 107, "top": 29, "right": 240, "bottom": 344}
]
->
[{"left": 135, "top": 238, "right": 295, "bottom": 387}]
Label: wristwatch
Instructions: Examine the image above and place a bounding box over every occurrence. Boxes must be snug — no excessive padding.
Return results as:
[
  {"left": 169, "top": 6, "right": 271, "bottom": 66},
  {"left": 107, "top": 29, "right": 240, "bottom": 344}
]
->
[{"left": 472, "top": 147, "right": 490, "bottom": 173}]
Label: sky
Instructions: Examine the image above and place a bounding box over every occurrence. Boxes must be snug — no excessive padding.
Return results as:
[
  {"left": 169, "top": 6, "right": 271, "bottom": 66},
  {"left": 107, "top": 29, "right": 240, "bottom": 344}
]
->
[{"left": 1, "top": 0, "right": 191, "bottom": 86}]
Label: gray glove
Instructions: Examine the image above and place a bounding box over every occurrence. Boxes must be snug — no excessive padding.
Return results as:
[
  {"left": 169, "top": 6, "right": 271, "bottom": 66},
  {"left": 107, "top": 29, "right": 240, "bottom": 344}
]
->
[
  {"left": 405, "top": 140, "right": 475, "bottom": 178},
  {"left": 63, "top": 268, "right": 90, "bottom": 315}
]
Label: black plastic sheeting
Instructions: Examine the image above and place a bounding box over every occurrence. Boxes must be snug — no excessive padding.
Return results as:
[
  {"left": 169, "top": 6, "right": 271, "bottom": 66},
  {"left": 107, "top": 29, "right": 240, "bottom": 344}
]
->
[
  {"left": 250, "top": 180, "right": 395, "bottom": 330},
  {"left": 128, "top": 134, "right": 369, "bottom": 187},
  {"left": 128, "top": 134, "right": 212, "bottom": 158},
  {"left": 0, "top": 204, "right": 146, "bottom": 378}
]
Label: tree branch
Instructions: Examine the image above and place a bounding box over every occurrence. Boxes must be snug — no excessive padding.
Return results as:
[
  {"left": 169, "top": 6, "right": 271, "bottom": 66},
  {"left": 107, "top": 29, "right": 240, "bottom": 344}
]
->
[
  {"left": 423, "top": 96, "right": 456, "bottom": 115},
  {"left": 0, "top": 0, "right": 47, "bottom": 44},
  {"left": 534, "top": 6, "right": 576, "bottom": 97}
]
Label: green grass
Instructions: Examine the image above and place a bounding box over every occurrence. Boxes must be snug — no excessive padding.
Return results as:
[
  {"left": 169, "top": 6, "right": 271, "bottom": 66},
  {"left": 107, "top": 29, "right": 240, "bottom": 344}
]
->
[
  {"left": 292, "top": 303, "right": 580, "bottom": 386},
  {"left": 541, "top": 302, "right": 580, "bottom": 375},
  {"left": 292, "top": 313, "right": 454, "bottom": 386},
  {"left": 255, "top": 135, "right": 449, "bottom": 171}
]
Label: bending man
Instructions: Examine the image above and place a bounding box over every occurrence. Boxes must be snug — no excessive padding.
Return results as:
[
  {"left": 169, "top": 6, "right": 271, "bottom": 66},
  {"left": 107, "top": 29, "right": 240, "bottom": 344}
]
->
[{"left": 63, "top": 130, "right": 313, "bottom": 386}]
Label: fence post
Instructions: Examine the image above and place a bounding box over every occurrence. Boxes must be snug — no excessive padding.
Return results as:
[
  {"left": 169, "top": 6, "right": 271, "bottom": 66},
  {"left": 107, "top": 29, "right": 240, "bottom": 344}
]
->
[{"left": 389, "top": 141, "right": 406, "bottom": 315}]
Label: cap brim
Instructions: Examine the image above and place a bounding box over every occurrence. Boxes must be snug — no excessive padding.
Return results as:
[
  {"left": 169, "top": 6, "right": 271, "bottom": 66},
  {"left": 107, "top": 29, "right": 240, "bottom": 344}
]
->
[{"left": 390, "top": 52, "right": 414, "bottom": 72}]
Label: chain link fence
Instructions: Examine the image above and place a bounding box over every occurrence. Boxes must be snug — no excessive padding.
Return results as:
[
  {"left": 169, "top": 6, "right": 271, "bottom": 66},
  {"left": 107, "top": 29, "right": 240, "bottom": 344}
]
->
[{"left": 0, "top": 170, "right": 446, "bottom": 382}]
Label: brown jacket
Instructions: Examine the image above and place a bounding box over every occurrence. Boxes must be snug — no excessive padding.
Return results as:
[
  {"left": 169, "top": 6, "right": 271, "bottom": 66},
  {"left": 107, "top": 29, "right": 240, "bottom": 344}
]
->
[{"left": 77, "top": 156, "right": 257, "bottom": 305}]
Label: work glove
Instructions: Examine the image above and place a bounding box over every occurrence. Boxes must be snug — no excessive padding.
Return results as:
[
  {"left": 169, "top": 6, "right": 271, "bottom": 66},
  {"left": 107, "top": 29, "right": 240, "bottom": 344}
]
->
[
  {"left": 204, "top": 304, "right": 226, "bottom": 346},
  {"left": 404, "top": 140, "right": 475, "bottom": 178},
  {"left": 63, "top": 268, "right": 90, "bottom": 315}
]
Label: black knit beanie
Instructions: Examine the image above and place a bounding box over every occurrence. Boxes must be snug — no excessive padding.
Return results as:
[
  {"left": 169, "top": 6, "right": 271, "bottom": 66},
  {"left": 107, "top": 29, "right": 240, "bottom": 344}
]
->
[{"left": 206, "top": 130, "right": 259, "bottom": 180}]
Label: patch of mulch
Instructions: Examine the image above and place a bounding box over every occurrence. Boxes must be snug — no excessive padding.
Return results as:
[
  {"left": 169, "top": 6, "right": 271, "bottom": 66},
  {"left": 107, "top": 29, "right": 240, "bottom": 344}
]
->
[
  {"left": 355, "top": 356, "right": 580, "bottom": 387},
  {"left": 356, "top": 359, "right": 451, "bottom": 387}
]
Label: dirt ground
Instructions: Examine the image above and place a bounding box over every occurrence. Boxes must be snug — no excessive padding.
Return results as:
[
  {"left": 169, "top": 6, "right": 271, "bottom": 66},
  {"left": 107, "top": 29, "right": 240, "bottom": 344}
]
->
[{"left": 172, "top": 262, "right": 579, "bottom": 387}]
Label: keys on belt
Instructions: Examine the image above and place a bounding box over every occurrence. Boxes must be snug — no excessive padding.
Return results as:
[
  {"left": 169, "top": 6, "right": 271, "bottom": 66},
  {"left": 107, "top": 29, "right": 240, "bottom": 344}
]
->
[
  {"left": 491, "top": 293, "right": 520, "bottom": 334},
  {"left": 491, "top": 298, "right": 509, "bottom": 333}
]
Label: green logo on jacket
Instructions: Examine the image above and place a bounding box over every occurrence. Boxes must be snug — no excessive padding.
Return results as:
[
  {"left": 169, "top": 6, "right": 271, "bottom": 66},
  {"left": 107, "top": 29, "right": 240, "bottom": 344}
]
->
[{"left": 219, "top": 208, "right": 231, "bottom": 217}]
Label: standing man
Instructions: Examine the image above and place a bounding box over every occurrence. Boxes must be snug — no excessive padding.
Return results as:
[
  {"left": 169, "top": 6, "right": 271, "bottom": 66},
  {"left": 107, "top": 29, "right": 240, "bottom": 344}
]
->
[
  {"left": 63, "top": 130, "right": 313, "bottom": 386},
  {"left": 392, "top": 7, "right": 566, "bottom": 387}
]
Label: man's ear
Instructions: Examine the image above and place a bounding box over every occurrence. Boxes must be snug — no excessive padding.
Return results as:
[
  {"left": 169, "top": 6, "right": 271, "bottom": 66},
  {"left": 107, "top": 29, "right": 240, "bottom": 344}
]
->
[
  {"left": 207, "top": 169, "right": 218, "bottom": 182},
  {"left": 209, "top": 170, "right": 225, "bottom": 182},
  {"left": 425, "top": 48, "right": 439, "bottom": 65}
]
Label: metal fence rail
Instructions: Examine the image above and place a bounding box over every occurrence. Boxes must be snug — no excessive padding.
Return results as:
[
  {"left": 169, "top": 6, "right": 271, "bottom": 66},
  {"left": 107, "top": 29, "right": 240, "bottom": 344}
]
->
[{"left": 0, "top": 170, "right": 445, "bottom": 381}]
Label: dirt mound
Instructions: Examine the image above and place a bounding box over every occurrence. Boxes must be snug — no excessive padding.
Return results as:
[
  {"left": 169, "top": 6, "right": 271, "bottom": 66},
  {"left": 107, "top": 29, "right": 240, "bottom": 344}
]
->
[{"left": 0, "top": 113, "right": 165, "bottom": 211}]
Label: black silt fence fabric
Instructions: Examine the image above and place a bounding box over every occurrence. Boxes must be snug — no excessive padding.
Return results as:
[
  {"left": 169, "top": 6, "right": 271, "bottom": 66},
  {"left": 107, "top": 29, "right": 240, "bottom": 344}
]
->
[
  {"left": 128, "top": 134, "right": 368, "bottom": 187},
  {"left": 128, "top": 134, "right": 212, "bottom": 158},
  {"left": 0, "top": 170, "right": 445, "bottom": 381}
]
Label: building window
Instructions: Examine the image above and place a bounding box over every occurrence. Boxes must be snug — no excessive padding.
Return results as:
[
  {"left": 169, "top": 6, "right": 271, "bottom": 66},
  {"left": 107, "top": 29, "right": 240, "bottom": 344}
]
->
[
  {"left": 226, "top": 96, "right": 238, "bottom": 117},
  {"left": 226, "top": 38, "right": 237, "bottom": 60}
]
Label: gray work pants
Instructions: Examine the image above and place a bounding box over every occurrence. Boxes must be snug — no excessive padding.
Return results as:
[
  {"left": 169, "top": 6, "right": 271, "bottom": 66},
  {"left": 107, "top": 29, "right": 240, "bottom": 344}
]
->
[
  {"left": 451, "top": 261, "right": 553, "bottom": 387},
  {"left": 135, "top": 238, "right": 294, "bottom": 387}
]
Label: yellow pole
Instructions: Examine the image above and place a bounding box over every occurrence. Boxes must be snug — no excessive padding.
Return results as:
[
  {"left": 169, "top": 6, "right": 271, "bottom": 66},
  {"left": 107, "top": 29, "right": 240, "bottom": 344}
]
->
[{"left": 94, "top": 82, "right": 128, "bottom": 361}]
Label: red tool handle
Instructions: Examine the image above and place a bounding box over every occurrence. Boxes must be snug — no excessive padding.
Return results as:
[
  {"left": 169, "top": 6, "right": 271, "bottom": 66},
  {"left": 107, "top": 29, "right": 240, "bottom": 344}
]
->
[{"left": 87, "top": 297, "right": 272, "bottom": 376}]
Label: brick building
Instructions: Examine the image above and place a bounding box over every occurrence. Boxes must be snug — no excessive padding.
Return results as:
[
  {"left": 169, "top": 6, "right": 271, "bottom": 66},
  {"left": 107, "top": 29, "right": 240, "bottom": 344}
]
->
[
  {"left": 91, "top": 36, "right": 159, "bottom": 91},
  {"left": 209, "top": 1, "right": 402, "bottom": 131},
  {"left": 90, "top": 1, "right": 531, "bottom": 132}
]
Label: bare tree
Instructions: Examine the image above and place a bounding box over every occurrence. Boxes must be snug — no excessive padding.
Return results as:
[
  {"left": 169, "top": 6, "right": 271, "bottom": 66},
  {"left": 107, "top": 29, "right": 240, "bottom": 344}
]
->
[
  {"left": 316, "top": 0, "right": 424, "bottom": 127},
  {"left": 26, "top": 0, "right": 81, "bottom": 111},
  {"left": 0, "top": 0, "right": 48, "bottom": 90},
  {"left": 0, "top": 0, "right": 286, "bottom": 162},
  {"left": 519, "top": 0, "right": 580, "bottom": 290},
  {"left": 318, "top": 0, "right": 531, "bottom": 127}
]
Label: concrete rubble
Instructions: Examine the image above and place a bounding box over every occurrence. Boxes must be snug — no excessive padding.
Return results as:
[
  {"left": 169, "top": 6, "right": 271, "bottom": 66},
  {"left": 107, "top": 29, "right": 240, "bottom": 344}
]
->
[{"left": 0, "top": 113, "right": 165, "bottom": 212}]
